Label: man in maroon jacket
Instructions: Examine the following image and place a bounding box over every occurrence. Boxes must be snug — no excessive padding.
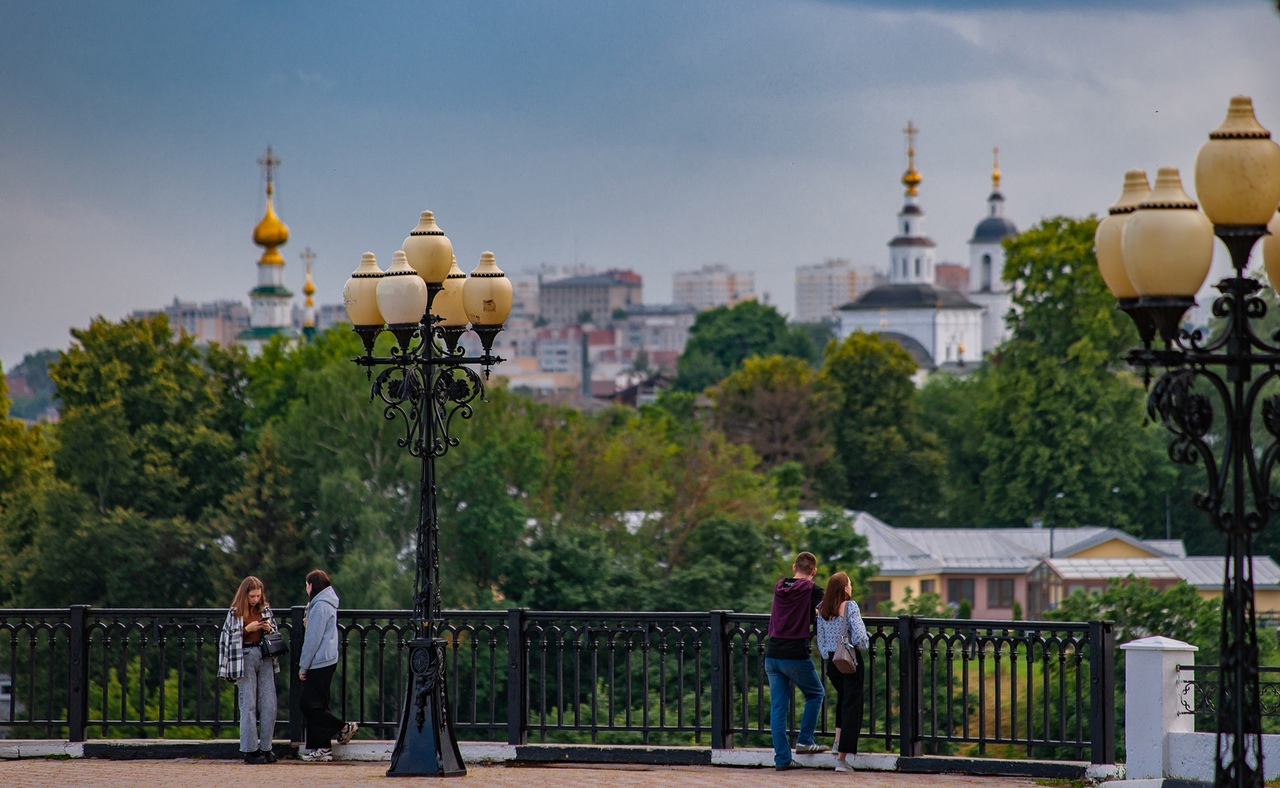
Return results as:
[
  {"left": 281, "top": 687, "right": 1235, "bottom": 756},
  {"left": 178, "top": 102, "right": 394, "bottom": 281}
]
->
[{"left": 766, "top": 551, "right": 826, "bottom": 770}]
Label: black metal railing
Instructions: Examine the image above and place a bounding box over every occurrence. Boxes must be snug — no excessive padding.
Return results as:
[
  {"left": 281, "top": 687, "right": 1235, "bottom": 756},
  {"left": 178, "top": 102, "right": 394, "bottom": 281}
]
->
[
  {"left": 1178, "top": 664, "right": 1280, "bottom": 732},
  {"left": 0, "top": 607, "right": 1114, "bottom": 763}
]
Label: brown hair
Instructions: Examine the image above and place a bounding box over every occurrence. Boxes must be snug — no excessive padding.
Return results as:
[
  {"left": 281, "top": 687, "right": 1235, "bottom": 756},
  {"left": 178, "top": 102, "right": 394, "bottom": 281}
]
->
[
  {"left": 794, "top": 552, "right": 818, "bottom": 576},
  {"left": 306, "top": 569, "right": 332, "bottom": 600},
  {"left": 819, "top": 572, "right": 852, "bottom": 621},
  {"left": 231, "top": 576, "right": 267, "bottom": 622}
]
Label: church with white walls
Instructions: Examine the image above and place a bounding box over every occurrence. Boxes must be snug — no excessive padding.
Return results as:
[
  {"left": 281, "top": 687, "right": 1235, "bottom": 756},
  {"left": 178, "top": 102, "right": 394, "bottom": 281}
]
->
[{"left": 838, "top": 124, "right": 1017, "bottom": 376}]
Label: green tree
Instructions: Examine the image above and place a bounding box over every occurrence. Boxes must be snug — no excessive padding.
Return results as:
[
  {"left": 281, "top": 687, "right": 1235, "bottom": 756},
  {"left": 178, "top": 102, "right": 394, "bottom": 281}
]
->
[
  {"left": 0, "top": 368, "right": 52, "bottom": 603},
  {"left": 709, "top": 355, "right": 838, "bottom": 504},
  {"left": 18, "top": 480, "right": 216, "bottom": 607},
  {"left": 673, "top": 301, "right": 816, "bottom": 392},
  {"left": 437, "top": 386, "right": 545, "bottom": 608},
  {"left": 208, "top": 427, "right": 316, "bottom": 607},
  {"left": 798, "top": 506, "right": 876, "bottom": 599},
  {"left": 49, "top": 315, "right": 242, "bottom": 521},
  {"left": 269, "top": 358, "right": 418, "bottom": 605},
  {"left": 926, "top": 216, "right": 1196, "bottom": 536},
  {"left": 820, "top": 330, "right": 945, "bottom": 525}
]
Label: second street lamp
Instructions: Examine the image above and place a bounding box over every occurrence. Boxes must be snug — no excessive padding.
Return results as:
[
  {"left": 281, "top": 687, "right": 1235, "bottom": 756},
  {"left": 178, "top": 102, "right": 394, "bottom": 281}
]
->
[
  {"left": 343, "top": 211, "right": 512, "bottom": 777},
  {"left": 1099, "top": 95, "right": 1280, "bottom": 788}
]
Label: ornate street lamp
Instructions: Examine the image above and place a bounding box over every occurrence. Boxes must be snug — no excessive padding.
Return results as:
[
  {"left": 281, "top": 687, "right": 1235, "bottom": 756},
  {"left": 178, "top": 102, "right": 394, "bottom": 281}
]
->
[
  {"left": 343, "top": 211, "right": 512, "bottom": 777},
  {"left": 1099, "top": 96, "right": 1280, "bottom": 788}
]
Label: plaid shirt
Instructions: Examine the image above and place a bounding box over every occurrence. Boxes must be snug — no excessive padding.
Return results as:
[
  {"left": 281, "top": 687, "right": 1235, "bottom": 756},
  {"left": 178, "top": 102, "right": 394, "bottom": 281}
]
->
[{"left": 217, "top": 606, "right": 280, "bottom": 681}]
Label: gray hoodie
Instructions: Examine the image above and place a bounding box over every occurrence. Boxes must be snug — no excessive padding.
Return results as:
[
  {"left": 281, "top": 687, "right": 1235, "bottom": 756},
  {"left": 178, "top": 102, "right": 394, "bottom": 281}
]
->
[{"left": 299, "top": 585, "right": 340, "bottom": 673}]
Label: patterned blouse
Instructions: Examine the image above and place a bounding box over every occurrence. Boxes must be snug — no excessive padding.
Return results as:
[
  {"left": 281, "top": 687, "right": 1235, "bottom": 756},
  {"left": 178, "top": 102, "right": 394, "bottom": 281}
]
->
[{"left": 815, "top": 600, "right": 869, "bottom": 659}]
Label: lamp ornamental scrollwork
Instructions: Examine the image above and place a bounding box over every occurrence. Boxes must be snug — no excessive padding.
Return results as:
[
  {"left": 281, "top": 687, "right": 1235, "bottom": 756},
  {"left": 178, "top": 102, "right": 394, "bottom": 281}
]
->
[
  {"left": 342, "top": 211, "right": 511, "bottom": 778},
  {"left": 1100, "top": 96, "right": 1280, "bottom": 788}
]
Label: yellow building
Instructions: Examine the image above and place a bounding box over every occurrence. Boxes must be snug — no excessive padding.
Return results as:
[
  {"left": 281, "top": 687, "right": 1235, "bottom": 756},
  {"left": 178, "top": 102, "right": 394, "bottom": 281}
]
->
[{"left": 827, "top": 511, "right": 1280, "bottom": 620}]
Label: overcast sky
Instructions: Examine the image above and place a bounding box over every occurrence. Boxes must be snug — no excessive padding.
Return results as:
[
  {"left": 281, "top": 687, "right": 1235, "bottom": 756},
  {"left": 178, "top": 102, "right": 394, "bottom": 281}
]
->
[{"left": 2, "top": 1, "right": 1278, "bottom": 371}]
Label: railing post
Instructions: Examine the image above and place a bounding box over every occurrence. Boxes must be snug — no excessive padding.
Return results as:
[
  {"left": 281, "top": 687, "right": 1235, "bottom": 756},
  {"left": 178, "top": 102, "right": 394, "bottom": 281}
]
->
[
  {"left": 897, "top": 615, "right": 922, "bottom": 757},
  {"left": 506, "top": 608, "right": 527, "bottom": 745},
  {"left": 289, "top": 605, "right": 306, "bottom": 745},
  {"left": 709, "top": 610, "right": 733, "bottom": 750},
  {"left": 67, "top": 605, "right": 89, "bottom": 743},
  {"left": 1088, "top": 619, "right": 1116, "bottom": 764}
]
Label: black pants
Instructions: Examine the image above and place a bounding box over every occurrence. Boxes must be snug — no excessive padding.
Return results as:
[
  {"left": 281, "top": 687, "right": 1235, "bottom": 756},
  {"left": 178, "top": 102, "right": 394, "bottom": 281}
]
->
[
  {"left": 825, "top": 657, "right": 865, "bottom": 754},
  {"left": 301, "top": 663, "right": 344, "bottom": 749}
]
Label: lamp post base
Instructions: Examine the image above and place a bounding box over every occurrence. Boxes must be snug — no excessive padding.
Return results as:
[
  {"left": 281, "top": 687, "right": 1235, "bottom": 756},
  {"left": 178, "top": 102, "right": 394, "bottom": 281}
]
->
[{"left": 386, "top": 638, "right": 466, "bottom": 777}]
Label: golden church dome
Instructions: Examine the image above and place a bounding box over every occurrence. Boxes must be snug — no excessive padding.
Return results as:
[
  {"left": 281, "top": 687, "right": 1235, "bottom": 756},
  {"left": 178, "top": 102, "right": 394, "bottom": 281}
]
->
[{"left": 253, "top": 197, "right": 290, "bottom": 250}]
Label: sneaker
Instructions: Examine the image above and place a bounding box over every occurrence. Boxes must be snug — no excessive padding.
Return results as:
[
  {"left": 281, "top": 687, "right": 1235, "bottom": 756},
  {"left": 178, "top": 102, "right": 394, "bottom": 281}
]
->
[
  {"left": 301, "top": 748, "right": 332, "bottom": 762},
  {"left": 775, "top": 760, "right": 802, "bottom": 771},
  {"left": 337, "top": 721, "right": 358, "bottom": 745},
  {"left": 795, "top": 742, "right": 826, "bottom": 754},
  {"left": 834, "top": 759, "right": 853, "bottom": 773},
  {"left": 260, "top": 749, "right": 277, "bottom": 764},
  {"left": 243, "top": 751, "right": 266, "bottom": 764}
]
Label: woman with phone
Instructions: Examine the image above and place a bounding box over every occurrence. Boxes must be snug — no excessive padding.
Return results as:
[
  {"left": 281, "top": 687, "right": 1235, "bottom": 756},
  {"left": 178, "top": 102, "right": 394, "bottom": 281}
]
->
[
  {"left": 816, "top": 571, "right": 869, "bottom": 773},
  {"left": 217, "top": 576, "right": 280, "bottom": 764}
]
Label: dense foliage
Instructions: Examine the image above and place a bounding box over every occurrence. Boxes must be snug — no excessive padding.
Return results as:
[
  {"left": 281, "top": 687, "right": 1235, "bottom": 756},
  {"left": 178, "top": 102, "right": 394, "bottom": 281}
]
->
[
  {"left": 0, "top": 213, "right": 1255, "bottom": 618},
  {"left": 0, "top": 317, "right": 869, "bottom": 612}
]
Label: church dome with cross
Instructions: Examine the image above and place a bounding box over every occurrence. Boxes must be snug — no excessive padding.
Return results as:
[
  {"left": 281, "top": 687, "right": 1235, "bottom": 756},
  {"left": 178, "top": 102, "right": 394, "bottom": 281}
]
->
[
  {"left": 837, "top": 123, "right": 1014, "bottom": 376},
  {"left": 237, "top": 146, "right": 300, "bottom": 354}
]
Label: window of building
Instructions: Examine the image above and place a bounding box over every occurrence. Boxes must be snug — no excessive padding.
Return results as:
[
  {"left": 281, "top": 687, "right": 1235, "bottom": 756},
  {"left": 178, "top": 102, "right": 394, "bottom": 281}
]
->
[
  {"left": 866, "top": 581, "right": 891, "bottom": 615},
  {"left": 987, "top": 578, "right": 1015, "bottom": 609},
  {"left": 920, "top": 579, "right": 936, "bottom": 595},
  {"left": 981, "top": 254, "right": 993, "bottom": 292},
  {"left": 947, "top": 578, "right": 975, "bottom": 606},
  {"left": 915, "top": 257, "right": 921, "bottom": 277}
]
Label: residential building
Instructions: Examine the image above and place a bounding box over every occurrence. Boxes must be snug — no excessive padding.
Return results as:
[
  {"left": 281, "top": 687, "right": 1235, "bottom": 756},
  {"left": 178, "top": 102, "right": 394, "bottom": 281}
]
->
[
  {"left": 673, "top": 263, "right": 755, "bottom": 311},
  {"left": 818, "top": 510, "right": 1280, "bottom": 620},
  {"left": 618, "top": 304, "right": 697, "bottom": 358},
  {"left": 794, "top": 259, "right": 879, "bottom": 324},
  {"left": 539, "top": 270, "right": 642, "bottom": 326},
  {"left": 133, "top": 298, "right": 250, "bottom": 348}
]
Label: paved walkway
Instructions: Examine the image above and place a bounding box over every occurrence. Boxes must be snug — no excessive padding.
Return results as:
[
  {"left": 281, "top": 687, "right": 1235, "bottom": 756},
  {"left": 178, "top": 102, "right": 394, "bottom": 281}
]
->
[{"left": 0, "top": 759, "right": 1045, "bottom": 788}]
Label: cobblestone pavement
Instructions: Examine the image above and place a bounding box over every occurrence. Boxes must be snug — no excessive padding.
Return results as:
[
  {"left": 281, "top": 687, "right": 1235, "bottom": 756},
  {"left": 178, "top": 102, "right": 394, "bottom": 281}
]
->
[{"left": 0, "top": 759, "right": 1046, "bottom": 788}]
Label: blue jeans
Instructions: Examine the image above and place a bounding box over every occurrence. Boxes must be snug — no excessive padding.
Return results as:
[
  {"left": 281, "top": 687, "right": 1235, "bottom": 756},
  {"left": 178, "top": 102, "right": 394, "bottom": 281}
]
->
[
  {"left": 765, "top": 656, "right": 825, "bottom": 767},
  {"left": 237, "top": 646, "right": 277, "bottom": 753}
]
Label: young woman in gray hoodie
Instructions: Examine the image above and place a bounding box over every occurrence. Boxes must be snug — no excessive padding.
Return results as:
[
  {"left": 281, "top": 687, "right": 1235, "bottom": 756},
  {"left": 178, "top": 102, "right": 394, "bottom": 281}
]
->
[{"left": 298, "top": 569, "right": 357, "bottom": 761}]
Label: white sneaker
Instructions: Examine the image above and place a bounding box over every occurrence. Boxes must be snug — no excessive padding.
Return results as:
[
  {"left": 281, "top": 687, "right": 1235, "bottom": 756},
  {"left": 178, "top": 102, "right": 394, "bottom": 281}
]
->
[
  {"left": 834, "top": 759, "right": 853, "bottom": 772},
  {"left": 301, "top": 748, "right": 332, "bottom": 762},
  {"left": 337, "top": 722, "right": 358, "bottom": 745}
]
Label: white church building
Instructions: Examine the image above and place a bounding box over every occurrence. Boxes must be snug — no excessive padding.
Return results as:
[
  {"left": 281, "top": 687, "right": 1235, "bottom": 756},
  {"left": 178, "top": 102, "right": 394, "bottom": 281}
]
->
[{"left": 838, "top": 125, "right": 1016, "bottom": 375}]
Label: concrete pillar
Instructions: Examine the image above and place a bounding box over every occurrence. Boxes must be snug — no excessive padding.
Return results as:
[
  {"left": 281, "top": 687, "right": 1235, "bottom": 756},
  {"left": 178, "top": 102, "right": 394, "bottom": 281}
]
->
[{"left": 1119, "top": 636, "right": 1198, "bottom": 780}]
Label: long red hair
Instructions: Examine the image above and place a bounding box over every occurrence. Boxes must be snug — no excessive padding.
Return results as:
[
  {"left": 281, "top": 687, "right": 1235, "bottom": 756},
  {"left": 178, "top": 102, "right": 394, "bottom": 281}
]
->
[{"left": 819, "top": 572, "right": 851, "bottom": 621}]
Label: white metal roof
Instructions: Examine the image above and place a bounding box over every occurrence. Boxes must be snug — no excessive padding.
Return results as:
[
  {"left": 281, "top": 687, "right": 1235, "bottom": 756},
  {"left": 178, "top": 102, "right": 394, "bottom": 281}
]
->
[{"left": 1043, "top": 557, "right": 1181, "bottom": 580}]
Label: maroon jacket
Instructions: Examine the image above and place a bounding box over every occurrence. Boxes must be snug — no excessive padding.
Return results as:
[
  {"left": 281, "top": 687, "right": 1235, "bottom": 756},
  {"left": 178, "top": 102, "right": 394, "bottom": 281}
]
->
[{"left": 767, "top": 576, "right": 823, "bottom": 659}]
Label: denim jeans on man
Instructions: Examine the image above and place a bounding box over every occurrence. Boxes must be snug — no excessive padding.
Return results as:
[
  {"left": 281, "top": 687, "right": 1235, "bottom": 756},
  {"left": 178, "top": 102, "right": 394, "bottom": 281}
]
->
[
  {"left": 765, "top": 656, "right": 825, "bottom": 767},
  {"left": 238, "top": 646, "right": 277, "bottom": 753}
]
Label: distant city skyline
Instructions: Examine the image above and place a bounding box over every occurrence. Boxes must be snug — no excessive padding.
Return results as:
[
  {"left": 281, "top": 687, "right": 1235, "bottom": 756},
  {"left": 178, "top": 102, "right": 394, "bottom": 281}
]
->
[{"left": 2, "top": 1, "right": 1278, "bottom": 370}]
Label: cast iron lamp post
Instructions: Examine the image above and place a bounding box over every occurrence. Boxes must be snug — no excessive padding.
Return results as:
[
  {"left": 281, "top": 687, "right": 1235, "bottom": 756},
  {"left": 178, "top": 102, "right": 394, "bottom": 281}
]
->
[
  {"left": 1097, "top": 95, "right": 1280, "bottom": 788},
  {"left": 342, "top": 211, "right": 513, "bottom": 777}
]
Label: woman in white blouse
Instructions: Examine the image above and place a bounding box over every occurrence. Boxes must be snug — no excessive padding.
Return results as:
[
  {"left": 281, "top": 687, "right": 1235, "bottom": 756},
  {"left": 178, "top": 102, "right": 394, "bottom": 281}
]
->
[{"left": 815, "top": 571, "right": 869, "bottom": 772}]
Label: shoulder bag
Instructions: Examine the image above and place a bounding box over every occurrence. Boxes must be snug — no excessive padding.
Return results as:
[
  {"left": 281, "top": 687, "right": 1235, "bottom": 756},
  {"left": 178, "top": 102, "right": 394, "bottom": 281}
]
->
[
  {"left": 831, "top": 601, "right": 858, "bottom": 674},
  {"left": 260, "top": 631, "right": 288, "bottom": 659}
]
